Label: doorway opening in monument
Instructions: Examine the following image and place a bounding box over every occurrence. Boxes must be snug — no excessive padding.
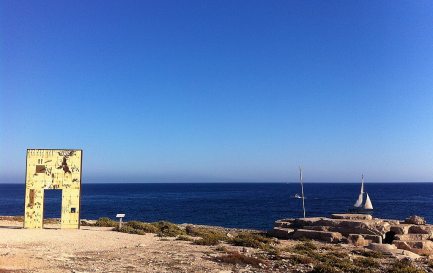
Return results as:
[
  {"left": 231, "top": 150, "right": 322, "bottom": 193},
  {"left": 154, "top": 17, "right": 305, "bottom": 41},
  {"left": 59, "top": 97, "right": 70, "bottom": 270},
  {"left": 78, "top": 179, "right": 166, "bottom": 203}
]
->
[{"left": 43, "top": 189, "right": 62, "bottom": 228}]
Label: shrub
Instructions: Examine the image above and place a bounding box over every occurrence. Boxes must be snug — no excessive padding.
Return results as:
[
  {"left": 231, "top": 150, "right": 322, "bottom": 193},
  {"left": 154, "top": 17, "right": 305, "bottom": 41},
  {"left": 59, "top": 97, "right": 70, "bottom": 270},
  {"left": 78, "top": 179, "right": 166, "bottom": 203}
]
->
[
  {"left": 117, "top": 225, "right": 146, "bottom": 235},
  {"left": 186, "top": 226, "right": 228, "bottom": 246},
  {"left": 153, "top": 221, "right": 186, "bottom": 237},
  {"left": 215, "top": 251, "right": 268, "bottom": 268},
  {"left": 354, "top": 257, "right": 380, "bottom": 268},
  {"left": 94, "top": 217, "right": 118, "bottom": 227},
  {"left": 353, "top": 249, "right": 383, "bottom": 259},
  {"left": 229, "top": 232, "right": 273, "bottom": 250},
  {"left": 126, "top": 221, "right": 158, "bottom": 233},
  {"left": 288, "top": 254, "right": 315, "bottom": 265},
  {"left": 176, "top": 235, "right": 193, "bottom": 241},
  {"left": 309, "top": 263, "right": 339, "bottom": 273},
  {"left": 387, "top": 259, "right": 425, "bottom": 273}
]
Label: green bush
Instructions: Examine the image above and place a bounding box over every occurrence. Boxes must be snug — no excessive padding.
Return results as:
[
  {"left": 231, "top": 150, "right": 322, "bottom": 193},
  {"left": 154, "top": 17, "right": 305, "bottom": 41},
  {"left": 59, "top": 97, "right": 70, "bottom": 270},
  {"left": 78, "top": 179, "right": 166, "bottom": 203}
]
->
[
  {"left": 153, "top": 221, "right": 186, "bottom": 237},
  {"left": 288, "top": 254, "right": 315, "bottom": 265},
  {"left": 94, "top": 217, "right": 118, "bottom": 227},
  {"left": 229, "top": 232, "right": 273, "bottom": 250},
  {"left": 176, "top": 235, "right": 193, "bottom": 241},
  {"left": 387, "top": 259, "right": 425, "bottom": 273},
  {"left": 215, "top": 251, "right": 268, "bottom": 268},
  {"left": 309, "top": 263, "right": 339, "bottom": 273},
  {"left": 126, "top": 221, "right": 158, "bottom": 233},
  {"left": 186, "top": 226, "right": 228, "bottom": 246},
  {"left": 117, "top": 225, "right": 146, "bottom": 235}
]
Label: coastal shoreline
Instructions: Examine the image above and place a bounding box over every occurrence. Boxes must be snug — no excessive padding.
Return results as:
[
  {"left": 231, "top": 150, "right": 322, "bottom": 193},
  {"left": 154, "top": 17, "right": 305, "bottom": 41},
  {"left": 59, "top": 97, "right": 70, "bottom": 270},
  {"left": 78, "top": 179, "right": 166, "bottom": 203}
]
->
[{"left": 1, "top": 215, "right": 433, "bottom": 272}]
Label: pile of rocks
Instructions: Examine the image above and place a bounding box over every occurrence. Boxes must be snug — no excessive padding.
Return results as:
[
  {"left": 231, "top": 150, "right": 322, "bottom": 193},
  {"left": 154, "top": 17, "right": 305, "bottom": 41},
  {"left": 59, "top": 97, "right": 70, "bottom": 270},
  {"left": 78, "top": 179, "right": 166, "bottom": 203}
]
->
[{"left": 270, "top": 214, "right": 433, "bottom": 258}]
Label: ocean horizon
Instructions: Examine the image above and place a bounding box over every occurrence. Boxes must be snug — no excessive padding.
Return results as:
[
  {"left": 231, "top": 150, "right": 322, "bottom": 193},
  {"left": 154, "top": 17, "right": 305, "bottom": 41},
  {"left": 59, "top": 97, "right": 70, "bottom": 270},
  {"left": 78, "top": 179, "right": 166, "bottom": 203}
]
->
[{"left": 1, "top": 182, "right": 433, "bottom": 230}]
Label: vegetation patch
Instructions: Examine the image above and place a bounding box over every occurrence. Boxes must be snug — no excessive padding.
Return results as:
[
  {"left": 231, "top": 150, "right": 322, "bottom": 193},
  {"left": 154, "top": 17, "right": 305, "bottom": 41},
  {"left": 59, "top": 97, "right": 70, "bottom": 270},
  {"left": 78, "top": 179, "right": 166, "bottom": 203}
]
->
[
  {"left": 387, "top": 259, "right": 425, "bottom": 273},
  {"left": 352, "top": 249, "right": 384, "bottom": 259},
  {"left": 215, "top": 251, "right": 268, "bottom": 268},
  {"left": 94, "top": 217, "right": 118, "bottom": 227},
  {"left": 153, "top": 221, "right": 186, "bottom": 237},
  {"left": 176, "top": 235, "right": 193, "bottom": 241},
  {"left": 229, "top": 232, "right": 274, "bottom": 250},
  {"left": 126, "top": 221, "right": 159, "bottom": 233},
  {"left": 185, "top": 225, "right": 228, "bottom": 246}
]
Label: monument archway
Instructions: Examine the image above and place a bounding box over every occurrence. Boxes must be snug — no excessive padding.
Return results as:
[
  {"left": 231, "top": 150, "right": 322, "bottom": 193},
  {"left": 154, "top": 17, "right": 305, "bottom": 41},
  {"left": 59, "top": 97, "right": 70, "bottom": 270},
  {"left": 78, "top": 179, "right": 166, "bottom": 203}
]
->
[{"left": 24, "top": 149, "right": 82, "bottom": 229}]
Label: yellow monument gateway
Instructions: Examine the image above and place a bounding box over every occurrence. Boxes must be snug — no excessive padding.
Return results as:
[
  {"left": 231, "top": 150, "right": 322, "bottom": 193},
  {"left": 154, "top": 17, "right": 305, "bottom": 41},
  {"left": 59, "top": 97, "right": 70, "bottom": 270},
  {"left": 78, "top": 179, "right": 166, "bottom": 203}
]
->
[{"left": 24, "top": 149, "right": 82, "bottom": 229}]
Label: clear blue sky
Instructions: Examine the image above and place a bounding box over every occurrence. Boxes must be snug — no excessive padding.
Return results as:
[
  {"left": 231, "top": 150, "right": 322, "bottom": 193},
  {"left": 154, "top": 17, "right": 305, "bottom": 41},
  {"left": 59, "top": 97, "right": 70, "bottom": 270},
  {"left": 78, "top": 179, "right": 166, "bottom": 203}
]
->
[{"left": 1, "top": 1, "right": 433, "bottom": 183}]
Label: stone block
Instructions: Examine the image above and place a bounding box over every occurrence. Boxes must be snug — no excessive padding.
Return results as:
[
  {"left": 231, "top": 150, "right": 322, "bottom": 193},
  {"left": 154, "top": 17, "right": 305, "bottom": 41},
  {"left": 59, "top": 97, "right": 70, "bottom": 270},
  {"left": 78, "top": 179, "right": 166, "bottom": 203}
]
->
[
  {"left": 393, "top": 240, "right": 433, "bottom": 255},
  {"left": 367, "top": 243, "right": 397, "bottom": 253},
  {"left": 331, "top": 214, "right": 373, "bottom": 220},
  {"left": 292, "top": 229, "right": 342, "bottom": 243},
  {"left": 348, "top": 234, "right": 368, "bottom": 246},
  {"left": 268, "top": 227, "right": 294, "bottom": 239},
  {"left": 408, "top": 225, "right": 433, "bottom": 238},
  {"left": 390, "top": 224, "right": 412, "bottom": 235},
  {"left": 394, "top": 234, "right": 430, "bottom": 241},
  {"left": 405, "top": 215, "right": 426, "bottom": 225}
]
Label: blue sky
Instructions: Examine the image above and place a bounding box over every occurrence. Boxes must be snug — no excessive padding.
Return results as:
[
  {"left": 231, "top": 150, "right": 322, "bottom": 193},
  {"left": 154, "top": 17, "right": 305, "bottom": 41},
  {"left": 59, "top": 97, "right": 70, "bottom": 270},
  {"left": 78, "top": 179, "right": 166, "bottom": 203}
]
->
[{"left": 1, "top": 1, "right": 433, "bottom": 183}]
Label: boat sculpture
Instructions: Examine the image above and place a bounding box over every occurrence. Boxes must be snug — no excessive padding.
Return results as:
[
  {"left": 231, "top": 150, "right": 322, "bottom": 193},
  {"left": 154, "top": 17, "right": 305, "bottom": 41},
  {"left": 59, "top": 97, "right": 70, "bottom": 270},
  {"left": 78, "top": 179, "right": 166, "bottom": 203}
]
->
[{"left": 349, "top": 174, "right": 373, "bottom": 214}]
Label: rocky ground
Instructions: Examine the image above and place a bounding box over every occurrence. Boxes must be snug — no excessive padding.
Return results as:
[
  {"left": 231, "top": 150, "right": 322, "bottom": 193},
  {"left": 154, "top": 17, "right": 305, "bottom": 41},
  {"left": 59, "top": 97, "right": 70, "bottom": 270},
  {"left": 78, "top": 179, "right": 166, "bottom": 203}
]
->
[{"left": 0, "top": 216, "right": 432, "bottom": 273}]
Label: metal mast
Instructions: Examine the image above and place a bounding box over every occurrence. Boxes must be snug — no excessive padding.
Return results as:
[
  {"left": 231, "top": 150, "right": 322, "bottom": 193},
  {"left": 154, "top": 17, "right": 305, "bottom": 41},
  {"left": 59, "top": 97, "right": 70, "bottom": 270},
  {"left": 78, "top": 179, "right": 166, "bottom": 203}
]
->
[{"left": 299, "top": 166, "right": 306, "bottom": 218}]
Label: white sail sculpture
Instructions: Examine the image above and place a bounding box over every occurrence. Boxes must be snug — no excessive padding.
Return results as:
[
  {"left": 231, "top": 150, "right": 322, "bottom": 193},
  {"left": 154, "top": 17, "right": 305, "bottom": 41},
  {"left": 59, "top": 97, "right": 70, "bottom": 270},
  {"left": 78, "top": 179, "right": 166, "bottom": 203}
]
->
[{"left": 353, "top": 174, "right": 373, "bottom": 212}]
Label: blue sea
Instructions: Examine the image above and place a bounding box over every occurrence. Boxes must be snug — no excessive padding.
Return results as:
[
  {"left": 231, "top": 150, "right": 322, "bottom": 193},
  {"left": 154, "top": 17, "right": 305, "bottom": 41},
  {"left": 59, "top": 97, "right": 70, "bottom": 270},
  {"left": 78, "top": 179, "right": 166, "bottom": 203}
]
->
[{"left": 1, "top": 183, "right": 432, "bottom": 230}]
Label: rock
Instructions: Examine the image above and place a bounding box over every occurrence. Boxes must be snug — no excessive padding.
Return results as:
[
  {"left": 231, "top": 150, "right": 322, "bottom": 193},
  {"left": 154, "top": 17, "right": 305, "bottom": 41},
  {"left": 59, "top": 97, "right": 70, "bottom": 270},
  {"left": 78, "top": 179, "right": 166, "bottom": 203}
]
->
[
  {"left": 393, "top": 240, "right": 433, "bottom": 255},
  {"left": 364, "top": 234, "right": 382, "bottom": 244},
  {"left": 367, "top": 243, "right": 397, "bottom": 253},
  {"left": 408, "top": 225, "right": 433, "bottom": 238},
  {"left": 80, "top": 219, "right": 96, "bottom": 226},
  {"left": 328, "top": 219, "right": 390, "bottom": 237},
  {"left": 405, "top": 215, "right": 426, "bottom": 225},
  {"left": 347, "top": 234, "right": 368, "bottom": 246},
  {"left": 394, "top": 234, "right": 430, "bottom": 241},
  {"left": 398, "top": 250, "right": 421, "bottom": 260},
  {"left": 292, "top": 229, "right": 343, "bottom": 243},
  {"left": 331, "top": 214, "right": 373, "bottom": 220},
  {"left": 292, "top": 217, "right": 324, "bottom": 228},
  {"left": 268, "top": 227, "right": 294, "bottom": 239},
  {"left": 274, "top": 219, "right": 294, "bottom": 228},
  {"left": 390, "top": 224, "right": 413, "bottom": 235},
  {"left": 302, "top": 226, "right": 330, "bottom": 232}
]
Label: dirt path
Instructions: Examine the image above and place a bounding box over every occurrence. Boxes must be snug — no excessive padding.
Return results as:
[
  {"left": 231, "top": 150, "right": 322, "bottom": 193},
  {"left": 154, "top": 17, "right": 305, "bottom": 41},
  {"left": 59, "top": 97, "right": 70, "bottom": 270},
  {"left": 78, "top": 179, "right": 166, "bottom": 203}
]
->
[{"left": 0, "top": 220, "right": 234, "bottom": 273}]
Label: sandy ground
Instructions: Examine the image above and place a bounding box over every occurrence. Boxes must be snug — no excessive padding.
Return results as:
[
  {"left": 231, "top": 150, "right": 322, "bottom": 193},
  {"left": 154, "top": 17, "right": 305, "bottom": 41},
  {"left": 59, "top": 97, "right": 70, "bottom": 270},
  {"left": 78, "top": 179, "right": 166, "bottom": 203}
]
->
[{"left": 0, "top": 220, "right": 235, "bottom": 273}]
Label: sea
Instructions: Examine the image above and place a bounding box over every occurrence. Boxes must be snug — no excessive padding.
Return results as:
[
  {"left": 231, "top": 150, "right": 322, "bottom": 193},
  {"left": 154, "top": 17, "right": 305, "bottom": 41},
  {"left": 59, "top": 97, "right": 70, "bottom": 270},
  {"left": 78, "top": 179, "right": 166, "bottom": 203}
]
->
[{"left": 1, "top": 183, "right": 432, "bottom": 230}]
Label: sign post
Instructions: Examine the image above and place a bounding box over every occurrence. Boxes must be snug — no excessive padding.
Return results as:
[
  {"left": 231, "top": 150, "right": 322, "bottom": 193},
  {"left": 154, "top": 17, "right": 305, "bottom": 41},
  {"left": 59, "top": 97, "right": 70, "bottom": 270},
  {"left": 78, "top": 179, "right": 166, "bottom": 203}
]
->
[{"left": 116, "top": 214, "right": 125, "bottom": 229}]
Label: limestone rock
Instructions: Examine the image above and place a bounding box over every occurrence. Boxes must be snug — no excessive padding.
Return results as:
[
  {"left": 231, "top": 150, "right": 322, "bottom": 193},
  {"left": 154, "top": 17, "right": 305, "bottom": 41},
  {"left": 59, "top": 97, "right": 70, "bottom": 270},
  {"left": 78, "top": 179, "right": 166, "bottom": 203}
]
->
[
  {"left": 394, "top": 234, "right": 430, "bottom": 241},
  {"left": 364, "top": 234, "right": 382, "bottom": 244},
  {"left": 331, "top": 214, "right": 373, "bottom": 220},
  {"left": 408, "top": 225, "right": 433, "bottom": 238},
  {"left": 303, "top": 226, "right": 330, "bottom": 232},
  {"left": 390, "top": 224, "right": 412, "bottom": 235},
  {"left": 268, "top": 227, "right": 294, "bottom": 239},
  {"left": 367, "top": 243, "right": 397, "bottom": 253},
  {"left": 405, "top": 215, "right": 426, "bottom": 225},
  {"left": 393, "top": 240, "right": 433, "bottom": 255},
  {"left": 347, "top": 234, "right": 367, "bottom": 246},
  {"left": 292, "top": 229, "right": 342, "bottom": 243}
]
